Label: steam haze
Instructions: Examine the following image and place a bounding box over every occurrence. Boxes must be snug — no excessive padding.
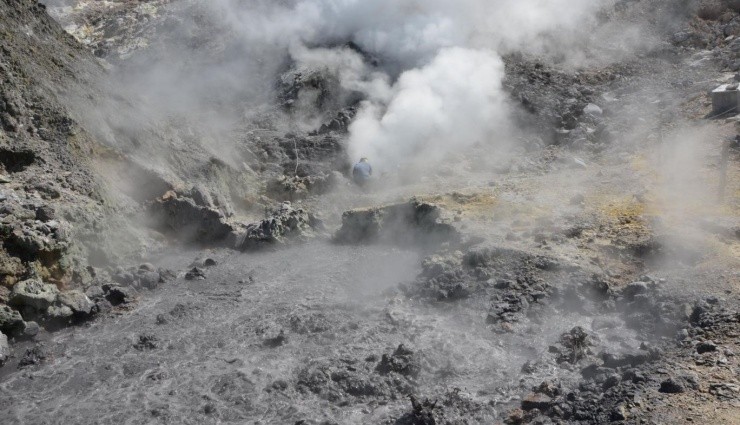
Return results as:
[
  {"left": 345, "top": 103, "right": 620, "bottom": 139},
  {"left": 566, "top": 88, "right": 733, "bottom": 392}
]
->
[{"left": 90, "top": 0, "right": 642, "bottom": 177}]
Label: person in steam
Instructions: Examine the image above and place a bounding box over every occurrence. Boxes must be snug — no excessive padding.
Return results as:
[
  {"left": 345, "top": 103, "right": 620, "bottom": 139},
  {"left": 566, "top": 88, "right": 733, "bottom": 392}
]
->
[{"left": 352, "top": 157, "right": 372, "bottom": 187}]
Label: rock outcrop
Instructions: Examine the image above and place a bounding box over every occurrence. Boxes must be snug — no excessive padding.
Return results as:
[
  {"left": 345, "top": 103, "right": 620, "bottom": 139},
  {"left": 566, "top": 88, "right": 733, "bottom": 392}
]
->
[{"left": 334, "top": 199, "right": 460, "bottom": 247}]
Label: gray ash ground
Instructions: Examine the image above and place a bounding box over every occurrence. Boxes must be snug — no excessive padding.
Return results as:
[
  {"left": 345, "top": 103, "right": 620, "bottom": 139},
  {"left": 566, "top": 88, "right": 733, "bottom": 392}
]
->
[{"left": 3, "top": 237, "right": 735, "bottom": 424}]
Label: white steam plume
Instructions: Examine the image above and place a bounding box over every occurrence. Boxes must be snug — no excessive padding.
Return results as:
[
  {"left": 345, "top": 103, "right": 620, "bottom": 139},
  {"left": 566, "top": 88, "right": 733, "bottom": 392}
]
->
[
  {"left": 204, "top": 0, "right": 620, "bottom": 173},
  {"left": 66, "top": 0, "right": 635, "bottom": 183}
]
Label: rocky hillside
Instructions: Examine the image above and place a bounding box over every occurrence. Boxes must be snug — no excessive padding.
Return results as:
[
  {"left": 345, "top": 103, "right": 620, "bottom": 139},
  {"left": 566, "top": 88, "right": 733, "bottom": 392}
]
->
[{"left": 0, "top": 0, "right": 120, "bottom": 334}]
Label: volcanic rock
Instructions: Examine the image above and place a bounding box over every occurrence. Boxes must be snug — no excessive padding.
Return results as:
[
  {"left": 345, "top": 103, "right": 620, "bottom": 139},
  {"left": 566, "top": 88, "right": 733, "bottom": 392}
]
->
[
  {"left": 334, "top": 199, "right": 460, "bottom": 246},
  {"left": 0, "top": 304, "right": 25, "bottom": 336},
  {"left": 233, "top": 202, "right": 317, "bottom": 250},
  {"left": 185, "top": 267, "right": 206, "bottom": 280},
  {"left": 0, "top": 332, "right": 8, "bottom": 366},
  {"left": 149, "top": 191, "right": 234, "bottom": 244},
  {"left": 696, "top": 341, "right": 718, "bottom": 354},
  {"left": 133, "top": 333, "right": 159, "bottom": 351},
  {"left": 521, "top": 393, "right": 553, "bottom": 411},
  {"left": 10, "top": 278, "right": 59, "bottom": 310},
  {"left": 18, "top": 345, "right": 46, "bottom": 368},
  {"left": 659, "top": 378, "right": 685, "bottom": 394},
  {"left": 375, "top": 344, "right": 420, "bottom": 378},
  {"left": 57, "top": 290, "right": 95, "bottom": 316},
  {"left": 105, "top": 285, "right": 135, "bottom": 305}
]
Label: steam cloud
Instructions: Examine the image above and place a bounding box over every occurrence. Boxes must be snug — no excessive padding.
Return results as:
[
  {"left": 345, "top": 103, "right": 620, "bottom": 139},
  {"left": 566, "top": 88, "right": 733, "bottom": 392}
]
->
[
  {"left": 202, "top": 0, "right": 624, "bottom": 172},
  {"left": 62, "top": 0, "right": 644, "bottom": 179}
]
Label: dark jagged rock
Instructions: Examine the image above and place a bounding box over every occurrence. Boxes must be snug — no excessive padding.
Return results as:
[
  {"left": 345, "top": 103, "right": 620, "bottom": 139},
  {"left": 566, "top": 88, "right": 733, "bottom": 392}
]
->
[
  {"left": 18, "top": 345, "right": 47, "bottom": 368},
  {"left": 263, "top": 330, "right": 288, "bottom": 348},
  {"left": 556, "top": 327, "right": 594, "bottom": 364},
  {"left": 696, "top": 341, "right": 718, "bottom": 354},
  {"left": 375, "top": 344, "right": 420, "bottom": 378},
  {"left": 0, "top": 304, "right": 25, "bottom": 336},
  {"left": 149, "top": 191, "right": 234, "bottom": 244},
  {"left": 104, "top": 285, "right": 135, "bottom": 306},
  {"left": 232, "top": 202, "right": 317, "bottom": 251},
  {"left": 133, "top": 334, "right": 159, "bottom": 351},
  {"left": 296, "top": 356, "right": 415, "bottom": 402},
  {"left": 659, "top": 378, "right": 685, "bottom": 394},
  {"left": 185, "top": 267, "right": 206, "bottom": 281}
]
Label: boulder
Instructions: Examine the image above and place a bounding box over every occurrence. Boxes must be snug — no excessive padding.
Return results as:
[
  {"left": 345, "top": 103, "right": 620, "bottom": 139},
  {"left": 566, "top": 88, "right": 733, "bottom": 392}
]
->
[
  {"left": 105, "top": 285, "right": 135, "bottom": 306},
  {"left": 696, "top": 341, "right": 718, "bottom": 354},
  {"left": 57, "top": 290, "right": 94, "bottom": 315},
  {"left": 22, "top": 321, "right": 39, "bottom": 337},
  {"left": 137, "top": 270, "right": 161, "bottom": 289},
  {"left": 0, "top": 304, "right": 24, "bottom": 335},
  {"left": 659, "top": 378, "right": 685, "bottom": 394},
  {"left": 10, "top": 278, "right": 59, "bottom": 310},
  {"left": 583, "top": 103, "right": 603, "bottom": 117},
  {"left": 149, "top": 191, "right": 234, "bottom": 244},
  {"left": 521, "top": 393, "right": 553, "bottom": 411},
  {"left": 46, "top": 303, "right": 73, "bottom": 320}
]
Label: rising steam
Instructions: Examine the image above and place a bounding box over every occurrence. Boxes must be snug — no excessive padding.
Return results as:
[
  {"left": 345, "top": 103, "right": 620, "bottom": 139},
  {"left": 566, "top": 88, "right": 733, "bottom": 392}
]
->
[{"left": 206, "top": 0, "right": 622, "bottom": 172}]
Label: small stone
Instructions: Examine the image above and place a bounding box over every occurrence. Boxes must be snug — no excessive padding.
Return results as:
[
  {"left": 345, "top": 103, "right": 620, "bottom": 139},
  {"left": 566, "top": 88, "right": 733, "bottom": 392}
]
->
[
  {"left": 696, "top": 341, "right": 717, "bottom": 354},
  {"left": 18, "top": 346, "right": 46, "bottom": 368},
  {"left": 521, "top": 393, "right": 553, "bottom": 411},
  {"left": 610, "top": 404, "right": 627, "bottom": 421},
  {"left": 139, "top": 263, "right": 156, "bottom": 272},
  {"left": 137, "top": 271, "right": 161, "bottom": 290},
  {"left": 570, "top": 194, "right": 585, "bottom": 205},
  {"left": 263, "top": 330, "right": 287, "bottom": 348},
  {"left": 105, "top": 286, "right": 135, "bottom": 306},
  {"left": 659, "top": 378, "right": 685, "bottom": 394},
  {"left": 133, "top": 334, "right": 159, "bottom": 351},
  {"left": 22, "top": 321, "right": 40, "bottom": 337},
  {"left": 676, "top": 329, "right": 690, "bottom": 341},
  {"left": 623, "top": 281, "right": 648, "bottom": 298},
  {"left": 583, "top": 103, "right": 603, "bottom": 116},
  {"left": 185, "top": 267, "right": 206, "bottom": 281},
  {"left": 46, "top": 304, "right": 73, "bottom": 320},
  {"left": 35, "top": 205, "right": 55, "bottom": 221}
]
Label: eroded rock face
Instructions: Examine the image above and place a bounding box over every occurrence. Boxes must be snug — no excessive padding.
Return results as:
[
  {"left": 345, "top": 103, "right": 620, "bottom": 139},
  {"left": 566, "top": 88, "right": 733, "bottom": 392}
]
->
[
  {"left": 334, "top": 199, "right": 460, "bottom": 247},
  {"left": 232, "top": 202, "right": 318, "bottom": 251},
  {"left": 149, "top": 191, "right": 234, "bottom": 244}
]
